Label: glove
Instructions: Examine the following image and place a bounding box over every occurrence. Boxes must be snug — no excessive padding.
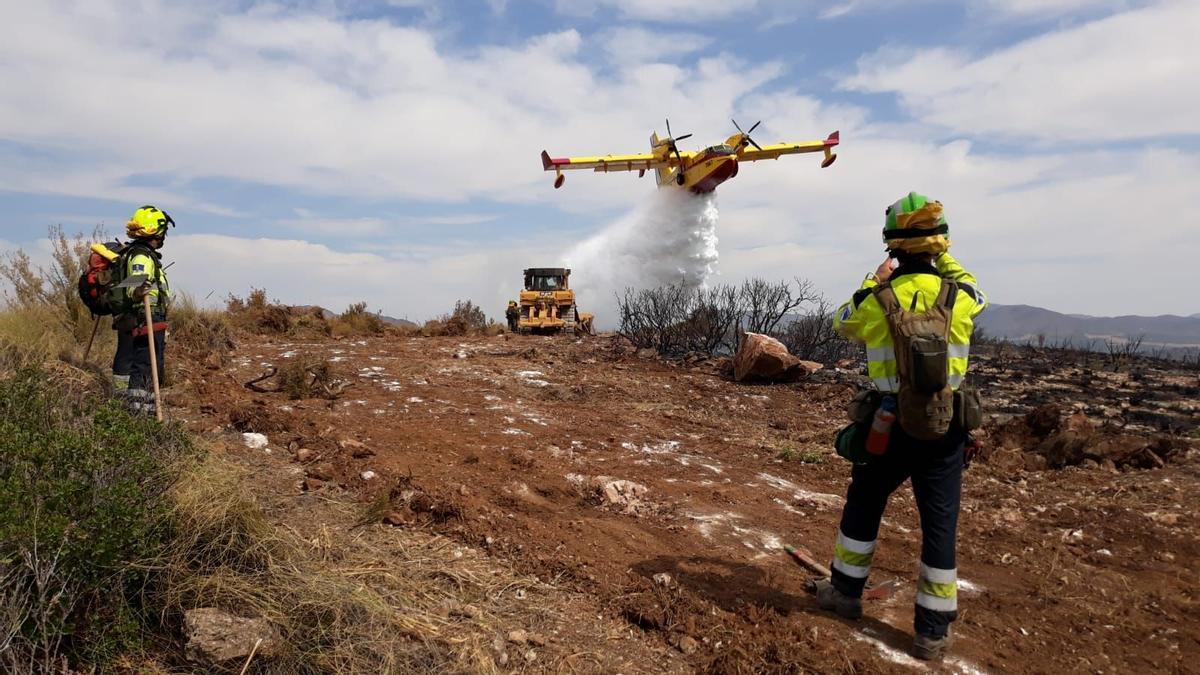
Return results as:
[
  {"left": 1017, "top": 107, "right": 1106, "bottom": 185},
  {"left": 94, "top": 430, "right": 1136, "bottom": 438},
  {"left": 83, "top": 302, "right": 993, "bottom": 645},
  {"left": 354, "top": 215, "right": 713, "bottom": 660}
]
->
[
  {"left": 132, "top": 281, "right": 152, "bottom": 301},
  {"left": 964, "top": 435, "right": 982, "bottom": 469}
]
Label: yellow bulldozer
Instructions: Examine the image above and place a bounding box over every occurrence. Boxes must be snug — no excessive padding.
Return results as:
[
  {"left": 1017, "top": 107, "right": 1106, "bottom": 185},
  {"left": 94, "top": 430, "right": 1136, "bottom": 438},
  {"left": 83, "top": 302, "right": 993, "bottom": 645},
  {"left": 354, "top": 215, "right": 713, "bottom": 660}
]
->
[{"left": 516, "top": 268, "right": 594, "bottom": 335}]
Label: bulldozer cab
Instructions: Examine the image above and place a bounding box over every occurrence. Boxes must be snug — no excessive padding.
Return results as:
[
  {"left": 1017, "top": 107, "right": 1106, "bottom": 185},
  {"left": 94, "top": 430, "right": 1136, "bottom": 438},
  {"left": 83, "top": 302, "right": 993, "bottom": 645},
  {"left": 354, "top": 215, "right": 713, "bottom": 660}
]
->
[{"left": 524, "top": 268, "right": 569, "bottom": 292}]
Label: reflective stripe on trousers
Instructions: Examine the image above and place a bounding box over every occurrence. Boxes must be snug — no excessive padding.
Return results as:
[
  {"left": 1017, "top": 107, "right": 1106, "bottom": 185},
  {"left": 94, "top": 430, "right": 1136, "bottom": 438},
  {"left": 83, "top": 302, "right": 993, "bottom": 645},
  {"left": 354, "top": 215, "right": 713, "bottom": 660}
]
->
[
  {"left": 831, "top": 530, "right": 875, "bottom": 579},
  {"left": 916, "top": 562, "right": 958, "bottom": 612}
]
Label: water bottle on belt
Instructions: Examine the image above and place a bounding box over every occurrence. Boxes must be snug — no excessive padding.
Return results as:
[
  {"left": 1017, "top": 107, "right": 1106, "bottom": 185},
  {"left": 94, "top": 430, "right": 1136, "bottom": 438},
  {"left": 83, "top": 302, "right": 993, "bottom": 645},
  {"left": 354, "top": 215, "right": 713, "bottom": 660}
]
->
[{"left": 866, "top": 396, "right": 897, "bottom": 456}]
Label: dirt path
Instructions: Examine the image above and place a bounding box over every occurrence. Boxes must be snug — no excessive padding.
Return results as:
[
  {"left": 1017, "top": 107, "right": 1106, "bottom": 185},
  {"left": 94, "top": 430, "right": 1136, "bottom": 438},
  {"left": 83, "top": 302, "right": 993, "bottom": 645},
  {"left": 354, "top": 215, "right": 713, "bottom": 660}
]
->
[{"left": 175, "top": 333, "right": 1200, "bottom": 673}]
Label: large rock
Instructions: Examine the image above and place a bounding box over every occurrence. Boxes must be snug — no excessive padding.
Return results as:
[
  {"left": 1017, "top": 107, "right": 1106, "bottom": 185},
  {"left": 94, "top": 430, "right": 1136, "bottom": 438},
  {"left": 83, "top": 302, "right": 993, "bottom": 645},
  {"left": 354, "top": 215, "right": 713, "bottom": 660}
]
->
[
  {"left": 732, "top": 333, "right": 822, "bottom": 382},
  {"left": 184, "top": 607, "right": 280, "bottom": 666}
]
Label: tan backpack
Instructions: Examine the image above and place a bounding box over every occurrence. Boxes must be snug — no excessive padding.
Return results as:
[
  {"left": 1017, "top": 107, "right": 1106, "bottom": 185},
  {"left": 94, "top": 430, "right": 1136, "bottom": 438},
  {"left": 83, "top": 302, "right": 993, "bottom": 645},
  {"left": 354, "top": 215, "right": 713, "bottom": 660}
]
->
[{"left": 871, "top": 279, "right": 958, "bottom": 440}]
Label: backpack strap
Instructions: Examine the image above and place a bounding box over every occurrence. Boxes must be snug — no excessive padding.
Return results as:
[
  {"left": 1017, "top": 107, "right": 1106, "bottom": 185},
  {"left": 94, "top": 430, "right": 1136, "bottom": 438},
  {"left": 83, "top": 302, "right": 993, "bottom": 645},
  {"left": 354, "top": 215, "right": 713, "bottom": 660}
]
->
[
  {"left": 936, "top": 279, "right": 959, "bottom": 312},
  {"left": 870, "top": 281, "right": 902, "bottom": 315}
]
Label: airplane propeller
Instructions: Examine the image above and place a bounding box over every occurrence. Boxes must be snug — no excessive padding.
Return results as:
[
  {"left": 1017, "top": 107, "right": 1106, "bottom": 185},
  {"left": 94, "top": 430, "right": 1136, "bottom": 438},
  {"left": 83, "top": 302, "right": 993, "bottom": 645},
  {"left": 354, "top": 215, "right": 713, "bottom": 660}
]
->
[
  {"left": 665, "top": 118, "right": 692, "bottom": 185},
  {"left": 732, "top": 118, "right": 763, "bottom": 151}
]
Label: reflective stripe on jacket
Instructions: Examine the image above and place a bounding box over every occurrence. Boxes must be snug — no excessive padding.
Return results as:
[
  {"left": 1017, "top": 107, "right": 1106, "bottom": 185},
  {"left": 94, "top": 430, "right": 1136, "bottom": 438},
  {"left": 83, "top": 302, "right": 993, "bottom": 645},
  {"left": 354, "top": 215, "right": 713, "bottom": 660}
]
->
[{"left": 833, "top": 252, "right": 986, "bottom": 393}]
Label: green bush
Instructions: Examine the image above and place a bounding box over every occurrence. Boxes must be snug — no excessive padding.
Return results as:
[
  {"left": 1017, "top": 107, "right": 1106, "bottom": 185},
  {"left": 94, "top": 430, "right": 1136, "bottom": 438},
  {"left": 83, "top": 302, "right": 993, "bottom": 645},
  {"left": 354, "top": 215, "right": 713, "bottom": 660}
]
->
[{"left": 0, "top": 368, "right": 193, "bottom": 671}]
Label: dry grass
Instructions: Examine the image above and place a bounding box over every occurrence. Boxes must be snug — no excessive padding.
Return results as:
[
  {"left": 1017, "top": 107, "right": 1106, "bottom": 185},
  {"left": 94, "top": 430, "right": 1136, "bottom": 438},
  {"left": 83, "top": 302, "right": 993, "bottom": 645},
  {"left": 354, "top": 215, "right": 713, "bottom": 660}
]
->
[
  {"left": 170, "top": 293, "right": 236, "bottom": 363},
  {"left": 329, "top": 302, "right": 386, "bottom": 338},
  {"left": 157, "top": 454, "right": 519, "bottom": 673},
  {"left": 275, "top": 353, "right": 342, "bottom": 400},
  {"left": 225, "top": 289, "right": 293, "bottom": 335}
]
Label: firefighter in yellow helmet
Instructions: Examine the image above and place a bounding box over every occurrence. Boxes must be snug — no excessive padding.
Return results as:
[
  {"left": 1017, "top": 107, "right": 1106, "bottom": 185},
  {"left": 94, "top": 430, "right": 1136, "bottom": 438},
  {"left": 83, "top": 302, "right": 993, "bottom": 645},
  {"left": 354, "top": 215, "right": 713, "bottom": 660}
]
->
[
  {"left": 812, "top": 192, "right": 987, "bottom": 661},
  {"left": 112, "top": 205, "right": 174, "bottom": 415}
]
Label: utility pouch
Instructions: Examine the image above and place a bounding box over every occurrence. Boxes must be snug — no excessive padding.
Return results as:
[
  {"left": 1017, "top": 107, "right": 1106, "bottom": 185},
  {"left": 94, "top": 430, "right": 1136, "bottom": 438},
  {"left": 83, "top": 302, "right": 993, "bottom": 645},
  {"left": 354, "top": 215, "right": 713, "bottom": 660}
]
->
[
  {"left": 835, "top": 422, "right": 873, "bottom": 465},
  {"left": 910, "top": 336, "right": 949, "bottom": 393},
  {"left": 847, "top": 389, "right": 881, "bottom": 424},
  {"left": 114, "top": 313, "right": 138, "bottom": 332},
  {"left": 954, "top": 385, "right": 983, "bottom": 431}
]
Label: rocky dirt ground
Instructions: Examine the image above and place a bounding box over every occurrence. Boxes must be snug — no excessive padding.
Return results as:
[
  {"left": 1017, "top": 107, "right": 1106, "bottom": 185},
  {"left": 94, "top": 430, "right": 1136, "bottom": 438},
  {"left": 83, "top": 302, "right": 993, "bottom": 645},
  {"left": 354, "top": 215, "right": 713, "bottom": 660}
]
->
[{"left": 168, "top": 332, "right": 1199, "bottom": 673}]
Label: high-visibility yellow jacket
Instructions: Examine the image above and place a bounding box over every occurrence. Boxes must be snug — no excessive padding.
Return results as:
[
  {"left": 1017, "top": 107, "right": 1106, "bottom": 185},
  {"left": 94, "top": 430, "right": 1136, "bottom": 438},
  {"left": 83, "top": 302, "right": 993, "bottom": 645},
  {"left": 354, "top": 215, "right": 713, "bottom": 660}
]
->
[
  {"left": 833, "top": 253, "right": 986, "bottom": 393},
  {"left": 125, "top": 244, "right": 171, "bottom": 316}
]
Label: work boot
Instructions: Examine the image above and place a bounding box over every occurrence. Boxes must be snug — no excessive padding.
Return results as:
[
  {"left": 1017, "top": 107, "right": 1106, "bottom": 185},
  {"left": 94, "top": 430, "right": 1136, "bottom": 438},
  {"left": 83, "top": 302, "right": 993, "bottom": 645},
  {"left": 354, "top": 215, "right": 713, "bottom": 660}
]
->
[
  {"left": 813, "top": 579, "right": 863, "bottom": 620},
  {"left": 912, "top": 630, "right": 952, "bottom": 661},
  {"left": 124, "top": 388, "right": 153, "bottom": 415}
]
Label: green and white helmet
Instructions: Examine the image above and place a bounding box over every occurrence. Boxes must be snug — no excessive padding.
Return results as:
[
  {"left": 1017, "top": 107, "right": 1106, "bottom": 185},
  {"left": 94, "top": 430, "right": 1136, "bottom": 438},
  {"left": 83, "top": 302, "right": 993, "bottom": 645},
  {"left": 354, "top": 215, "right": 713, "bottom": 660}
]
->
[{"left": 882, "top": 191, "right": 949, "bottom": 255}]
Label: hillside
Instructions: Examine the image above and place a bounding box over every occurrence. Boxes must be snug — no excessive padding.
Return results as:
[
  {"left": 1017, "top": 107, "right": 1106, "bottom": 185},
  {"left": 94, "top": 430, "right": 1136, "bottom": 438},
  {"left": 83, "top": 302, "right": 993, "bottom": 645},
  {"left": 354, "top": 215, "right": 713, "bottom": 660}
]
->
[
  {"left": 977, "top": 304, "right": 1200, "bottom": 348},
  {"left": 162, "top": 327, "right": 1198, "bottom": 672}
]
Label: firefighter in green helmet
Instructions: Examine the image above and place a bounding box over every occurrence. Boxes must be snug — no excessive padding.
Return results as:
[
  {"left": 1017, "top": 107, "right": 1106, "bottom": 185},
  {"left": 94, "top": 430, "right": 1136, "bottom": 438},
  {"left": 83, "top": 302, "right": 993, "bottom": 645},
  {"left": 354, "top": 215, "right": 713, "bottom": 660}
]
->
[{"left": 812, "top": 192, "right": 987, "bottom": 660}]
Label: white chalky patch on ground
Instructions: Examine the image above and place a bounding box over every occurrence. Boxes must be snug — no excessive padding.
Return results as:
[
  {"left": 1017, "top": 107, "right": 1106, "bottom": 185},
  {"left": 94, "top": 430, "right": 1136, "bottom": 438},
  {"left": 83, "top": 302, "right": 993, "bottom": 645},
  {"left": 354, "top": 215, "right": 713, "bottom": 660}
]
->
[
  {"left": 524, "top": 414, "right": 549, "bottom": 426},
  {"left": 515, "top": 370, "right": 551, "bottom": 386},
  {"left": 852, "top": 629, "right": 923, "bottom": 668},
  {"left": 413, "top": 378, "right": 428, "bottom": 385},
  {"left": 773, "top": 497, "right": 805, "bottom": 515},
  {"left": 757, "top": 473, "right": 844, "bottom": 507},
  {"left": 729, "top": 523, "right": 783, "bottom": 555},
  {"left": 504, "top": 416, "right": 516, "bottom": 423},
  {"left": 484, "top": 394, "right": 501, "bottom": 401},
  {"left": 958, "top": 579, "right": 984, "bottom": 594},
  {"left": 624, "top": 441, "right": 681, "bottom": 455},
  {"left": 407, "top": 397, "right": 424, "bottom": 403},
  {"left": 280, "top": 350, "right": 297, "bottom": 358},
  {"left": 947, "top": 658, "right": 989, "bottom": 675},
  {"left": 503, "top": 428, "right": 530, "bottom": 436},
  {"left": 685, "top": 512, "right": 740, "bottom": 539},
  {"left": 330, "top": 356, "right": 346, "bottom": 362}
]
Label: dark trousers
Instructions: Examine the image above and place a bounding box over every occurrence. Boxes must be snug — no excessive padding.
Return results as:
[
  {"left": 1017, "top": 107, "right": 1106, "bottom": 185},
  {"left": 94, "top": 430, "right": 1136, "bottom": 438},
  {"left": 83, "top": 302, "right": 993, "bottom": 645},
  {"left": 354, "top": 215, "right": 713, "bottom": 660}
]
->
[
  {"left": 831, "top": 425, "right": 965, "bottom": 637},
  {"left": 127, "top": 315, "right": 166, "bottom": 391},
  {"left": 113, "top": 328, "right": 135, "bottom": 376}
]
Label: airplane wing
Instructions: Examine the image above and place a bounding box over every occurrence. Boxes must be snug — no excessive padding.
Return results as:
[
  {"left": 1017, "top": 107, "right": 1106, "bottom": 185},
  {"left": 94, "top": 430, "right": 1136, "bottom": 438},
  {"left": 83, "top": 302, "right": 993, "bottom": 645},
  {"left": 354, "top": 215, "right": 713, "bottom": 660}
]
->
[
  {"left": 738, "top": 131, "right": 839, "bottom": 163},
  {"left": 541, "top": 150, "right": 677, "bottom": 173}
]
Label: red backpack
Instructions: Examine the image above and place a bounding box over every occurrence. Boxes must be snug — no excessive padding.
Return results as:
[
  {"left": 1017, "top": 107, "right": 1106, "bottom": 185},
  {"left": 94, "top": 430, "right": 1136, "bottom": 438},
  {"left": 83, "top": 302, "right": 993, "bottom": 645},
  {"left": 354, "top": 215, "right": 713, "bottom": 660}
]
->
[{"left": 77, "top": 241, "right": 130, "bottom": 316}]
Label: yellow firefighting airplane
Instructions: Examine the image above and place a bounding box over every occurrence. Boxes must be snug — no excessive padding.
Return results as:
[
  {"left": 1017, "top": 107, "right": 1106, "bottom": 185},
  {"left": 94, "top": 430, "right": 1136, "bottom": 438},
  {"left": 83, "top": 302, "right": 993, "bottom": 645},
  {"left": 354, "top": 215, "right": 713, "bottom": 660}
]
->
[{"left": 541, "top": 119, "right": 838, "bottom": 194}]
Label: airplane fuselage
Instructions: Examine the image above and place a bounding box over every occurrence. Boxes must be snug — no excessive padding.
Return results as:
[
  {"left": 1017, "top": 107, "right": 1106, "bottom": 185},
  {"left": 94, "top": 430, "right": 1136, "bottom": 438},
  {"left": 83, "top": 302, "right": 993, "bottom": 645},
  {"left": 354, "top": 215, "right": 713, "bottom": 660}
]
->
[{"left": 669, "top": 143, "right": 740, "bottom": 193}]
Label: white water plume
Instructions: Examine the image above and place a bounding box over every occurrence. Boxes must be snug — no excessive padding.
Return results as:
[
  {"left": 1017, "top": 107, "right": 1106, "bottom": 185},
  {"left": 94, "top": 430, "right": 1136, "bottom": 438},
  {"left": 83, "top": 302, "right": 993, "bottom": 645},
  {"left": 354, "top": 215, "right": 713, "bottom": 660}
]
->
[{"left": 565, "top": 189, "right": 720, "bottom": 328}]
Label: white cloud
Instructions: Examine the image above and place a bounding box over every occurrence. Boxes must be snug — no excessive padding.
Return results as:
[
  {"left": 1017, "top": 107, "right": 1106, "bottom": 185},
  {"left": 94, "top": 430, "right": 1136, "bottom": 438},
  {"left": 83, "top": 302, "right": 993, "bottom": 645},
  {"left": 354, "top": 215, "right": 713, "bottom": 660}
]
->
[
  {"left": 0, "top": 0, "right": 1196, "bottom": 319},
  {"left": 170, "top": 233, "right": 568, "bottom": 321},
  {"left": 597, "top": 26, "right": 715, "bottom": 65},
  {"left": 843, "top": 2, "right": 1199, "bottom": 142},
  {"left": 0, "top": 2, "right": 793, "bottom": 210},
  {"left": 976, "top": 0, "right": 1142, "bottom": 17},
  {"left": 554, "top": 0, "right": 758, "bottom": 22}
]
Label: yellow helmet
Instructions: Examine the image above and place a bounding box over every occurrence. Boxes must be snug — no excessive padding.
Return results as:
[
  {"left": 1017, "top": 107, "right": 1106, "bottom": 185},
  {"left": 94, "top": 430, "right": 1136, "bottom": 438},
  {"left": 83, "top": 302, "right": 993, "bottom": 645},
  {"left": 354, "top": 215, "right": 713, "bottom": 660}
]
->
[
  {"left": 882, "top": 191, "right": 949, "bottom": 255},
  {"left": 126, "top": 205, "right": 175, "bottom": 239}
]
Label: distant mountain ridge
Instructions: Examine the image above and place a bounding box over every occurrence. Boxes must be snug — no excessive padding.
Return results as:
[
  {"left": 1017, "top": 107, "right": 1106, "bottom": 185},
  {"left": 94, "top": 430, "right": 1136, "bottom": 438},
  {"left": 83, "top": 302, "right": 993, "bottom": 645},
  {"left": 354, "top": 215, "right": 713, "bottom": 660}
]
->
[
  {"left": 977, "top": 304, "right": 1200, "bottom": 348},
  {"left": 291, "top": 305, "right": 418, "bottom": 328}
]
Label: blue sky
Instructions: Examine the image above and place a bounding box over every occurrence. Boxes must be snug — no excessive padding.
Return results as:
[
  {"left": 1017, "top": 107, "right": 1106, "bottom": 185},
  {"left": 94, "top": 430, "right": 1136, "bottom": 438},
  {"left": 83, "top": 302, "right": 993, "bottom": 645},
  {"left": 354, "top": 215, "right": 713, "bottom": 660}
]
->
[{"left": 0, "top": 0, "right": 1195, "bottom": 321}]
